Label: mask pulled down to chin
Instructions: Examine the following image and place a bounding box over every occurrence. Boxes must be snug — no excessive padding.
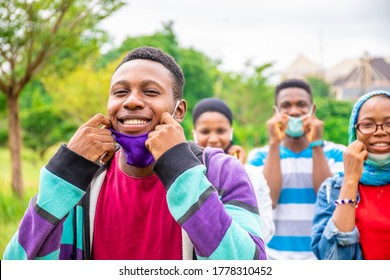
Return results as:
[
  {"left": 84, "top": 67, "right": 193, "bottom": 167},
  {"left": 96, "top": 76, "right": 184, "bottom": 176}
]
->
[
  {"left": 285, "top": 116, "right": 305, "bottom": 138},
  {"left": 281, "top": 106, "right": 313, "bottom": 138},
  {"left": 108, "top": 128, "right": 155, "bottom": 167},
  {"left": 366, "top": 152, "right": 390, "bottom": 168}
]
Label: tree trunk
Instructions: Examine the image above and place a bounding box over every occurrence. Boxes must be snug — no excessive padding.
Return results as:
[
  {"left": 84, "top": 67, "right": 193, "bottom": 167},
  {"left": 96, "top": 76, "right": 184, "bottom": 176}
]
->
[{"left": 7, "top": 92, "right": 24, "bottom": 198}]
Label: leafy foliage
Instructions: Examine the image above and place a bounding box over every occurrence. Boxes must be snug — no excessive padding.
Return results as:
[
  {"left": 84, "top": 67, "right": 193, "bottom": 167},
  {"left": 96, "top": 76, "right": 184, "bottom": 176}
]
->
[
  {"left": 219, "top": 64, "right": 275, "bottom": 148},
  {"left": 0, "top": 0, "right": 126, "bottom": 86},
  {"left": 0, "top": 0, "right": 125, "bottom": 196},
  {"left": 98, "top": 21, "right": 180, "bottom": 69},
  {"left": 307, "top": 76, "right": 332, "bottom": 98},
  {"left": 43, "top": 58, "right": 115, "bottom": 124},
  {"left": 314, "top": 97, "right": 354, "bottom": 146},
  {"left": 22, "top": 106, "right": 76, "bottom": 159}
]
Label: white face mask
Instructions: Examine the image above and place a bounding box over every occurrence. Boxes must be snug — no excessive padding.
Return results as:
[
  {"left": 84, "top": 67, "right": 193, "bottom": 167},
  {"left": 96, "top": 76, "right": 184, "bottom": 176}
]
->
[
  {"left": 366, "top": 152, "right": 390, "bottom": 167},
  {"left": 172, "top": 100, "right": 180, "bottom": 120}
]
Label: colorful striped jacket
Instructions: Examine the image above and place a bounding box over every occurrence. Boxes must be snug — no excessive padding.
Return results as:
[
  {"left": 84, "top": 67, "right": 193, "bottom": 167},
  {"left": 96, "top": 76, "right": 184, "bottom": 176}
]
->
[{"left": 3, "top": 142, "right": 266, "bottom": 260}]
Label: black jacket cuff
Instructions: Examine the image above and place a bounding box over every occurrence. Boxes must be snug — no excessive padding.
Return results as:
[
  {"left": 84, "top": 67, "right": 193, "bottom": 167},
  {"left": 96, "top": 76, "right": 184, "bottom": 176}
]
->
[
  {"left": 45, "top": 144, "right": 100, "bottom": 191},
  {"left": 153, "top": 142, "right": 203, "bottom": 190}
]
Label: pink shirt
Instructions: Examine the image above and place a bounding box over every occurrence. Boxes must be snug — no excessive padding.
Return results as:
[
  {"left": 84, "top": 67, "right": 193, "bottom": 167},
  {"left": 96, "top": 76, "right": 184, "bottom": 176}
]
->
[{"left": 92, "top": 151, "right": 182, "bottom": 260}]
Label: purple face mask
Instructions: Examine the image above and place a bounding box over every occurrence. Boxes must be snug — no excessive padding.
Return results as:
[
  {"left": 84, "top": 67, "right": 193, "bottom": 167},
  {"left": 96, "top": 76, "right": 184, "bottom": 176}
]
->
[{"left": 108, "top": 128, "right": 155, "bottom": 167}]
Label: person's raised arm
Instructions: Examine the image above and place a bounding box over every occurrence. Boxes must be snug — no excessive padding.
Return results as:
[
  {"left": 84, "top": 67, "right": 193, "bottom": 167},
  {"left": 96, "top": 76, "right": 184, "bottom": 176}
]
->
[
  {"left": 263, "top": 110, "right": 288, "bottom": 208},
  {"left": 332, "top": 140, "right": 367, "bottom": 232},
  {"left": 304, "top": 107, "right": 332, "bottom": 193},
  {"left": 3, "top": 114, "right": 115, "bottom": 260}
]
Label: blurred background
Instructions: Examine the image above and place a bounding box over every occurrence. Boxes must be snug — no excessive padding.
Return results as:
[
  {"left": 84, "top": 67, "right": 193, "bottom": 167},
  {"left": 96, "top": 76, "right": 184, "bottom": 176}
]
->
[{"left": 1, "top": 0, "right": 389, "bottom": 256}]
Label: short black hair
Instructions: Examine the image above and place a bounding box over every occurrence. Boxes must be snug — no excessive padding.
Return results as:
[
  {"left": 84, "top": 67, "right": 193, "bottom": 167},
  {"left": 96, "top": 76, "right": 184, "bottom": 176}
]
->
[
  {"left": 275, "top": 79, "right": 312, "bottom": 104},
  {"left": 115, "top": 46, "right": 185, "bottom": 100}
]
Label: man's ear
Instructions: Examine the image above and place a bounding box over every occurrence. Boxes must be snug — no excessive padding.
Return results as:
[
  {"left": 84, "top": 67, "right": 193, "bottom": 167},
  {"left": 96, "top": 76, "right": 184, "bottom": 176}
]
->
[{"left": 173, "top": 99, "right": 187, "bottom": 123}]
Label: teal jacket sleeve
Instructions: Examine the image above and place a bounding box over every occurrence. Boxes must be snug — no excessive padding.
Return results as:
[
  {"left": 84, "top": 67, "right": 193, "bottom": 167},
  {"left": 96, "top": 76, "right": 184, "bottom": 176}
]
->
[
  {"left": 154, "top": 142, "right": 266, "bottom": 260},
  {"left": 3, "top": 145, "right": 99, "bottom": 260}
]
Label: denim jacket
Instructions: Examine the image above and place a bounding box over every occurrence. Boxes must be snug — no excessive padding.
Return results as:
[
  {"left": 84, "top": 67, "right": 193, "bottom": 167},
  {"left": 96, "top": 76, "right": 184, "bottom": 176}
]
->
[{"left": 311, "top": 173, "right": 364, "bottom": 260}]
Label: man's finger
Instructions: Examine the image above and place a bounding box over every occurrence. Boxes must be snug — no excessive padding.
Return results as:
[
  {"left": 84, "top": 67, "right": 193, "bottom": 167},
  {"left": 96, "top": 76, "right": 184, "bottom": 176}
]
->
[
  {"left": 85, "top": 113, "right": 111, "bottom": 128},
  {"left": 312, "top": 104, "right": 317, "bottom": 115},
  {"left": 160, "top": 112, "right": 177, "bottom": 125},
  {"left": 273, "top": 105, "right": 279, "bottom": 115}
]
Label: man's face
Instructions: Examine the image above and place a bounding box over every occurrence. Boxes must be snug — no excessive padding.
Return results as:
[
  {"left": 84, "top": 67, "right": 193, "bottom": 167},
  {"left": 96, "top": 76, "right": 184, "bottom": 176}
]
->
[
  {"left": 107, "top": 59, "right": 176, "bottom": 135},
  {"left": 276, "top": 87, "right": 312, "bottom": 117}
]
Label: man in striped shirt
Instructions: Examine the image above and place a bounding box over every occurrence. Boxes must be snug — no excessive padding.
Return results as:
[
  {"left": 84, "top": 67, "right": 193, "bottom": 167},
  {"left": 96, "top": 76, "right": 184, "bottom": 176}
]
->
[{"left": 247, "top": 79, "right": 345, "bottom": 259}]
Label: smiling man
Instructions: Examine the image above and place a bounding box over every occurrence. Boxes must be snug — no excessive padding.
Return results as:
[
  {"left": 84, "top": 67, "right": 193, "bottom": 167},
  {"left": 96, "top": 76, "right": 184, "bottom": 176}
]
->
[{"left": 3, "top": 46, "right": 266, "bottom": 260}]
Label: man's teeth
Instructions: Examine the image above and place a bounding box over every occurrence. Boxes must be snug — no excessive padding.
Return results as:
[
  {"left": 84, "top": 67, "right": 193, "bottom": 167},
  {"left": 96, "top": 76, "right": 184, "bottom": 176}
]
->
[{"left": 123, "top": 119, "right": 147, "bottom": 125}]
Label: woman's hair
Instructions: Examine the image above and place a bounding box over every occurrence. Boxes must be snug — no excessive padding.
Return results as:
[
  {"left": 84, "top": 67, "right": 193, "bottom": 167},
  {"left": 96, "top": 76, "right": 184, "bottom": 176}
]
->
[{"left": 192, "top": 97, "right": 233, "bottom": 125}]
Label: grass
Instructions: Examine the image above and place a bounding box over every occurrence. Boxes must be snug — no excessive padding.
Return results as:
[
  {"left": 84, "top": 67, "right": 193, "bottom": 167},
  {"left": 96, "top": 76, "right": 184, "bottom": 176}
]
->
[{"left": 0, "top": 146, "right": 58, "bottom": 258}]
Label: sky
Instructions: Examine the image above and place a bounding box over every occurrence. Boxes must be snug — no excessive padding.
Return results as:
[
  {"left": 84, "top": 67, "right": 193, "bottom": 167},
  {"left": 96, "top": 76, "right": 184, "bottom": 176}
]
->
[{"left": 98, "top": 0, "right": 390, "bottom": 78}]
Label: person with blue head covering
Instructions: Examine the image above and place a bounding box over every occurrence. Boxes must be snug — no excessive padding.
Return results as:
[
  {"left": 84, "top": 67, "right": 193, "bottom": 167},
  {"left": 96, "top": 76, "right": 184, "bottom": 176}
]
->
[{"left": 311, "top": 90, "right": 390, "bottom": 260}]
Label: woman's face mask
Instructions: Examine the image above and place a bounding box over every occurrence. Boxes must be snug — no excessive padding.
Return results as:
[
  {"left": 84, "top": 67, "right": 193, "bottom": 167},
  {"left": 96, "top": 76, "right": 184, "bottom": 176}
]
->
[
  {"left": 366, "top": 152, "right": 390, "bottom": 167},
  {"left": 275, "top": 105, "right": 313, "bottom": 138}
]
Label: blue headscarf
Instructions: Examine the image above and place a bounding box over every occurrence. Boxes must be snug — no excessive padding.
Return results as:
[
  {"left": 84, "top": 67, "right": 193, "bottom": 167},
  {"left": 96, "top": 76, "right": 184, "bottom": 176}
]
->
[{"left": 348, "top": 90, "right": 390, "bottom": 186}]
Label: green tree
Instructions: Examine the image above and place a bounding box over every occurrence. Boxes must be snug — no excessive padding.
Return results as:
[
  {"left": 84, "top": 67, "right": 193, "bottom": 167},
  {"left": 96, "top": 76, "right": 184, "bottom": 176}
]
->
[
  {"left": 307, "top": 76, "right": 331, "bottom": 98},
  {"left": 219, "top": 63, "right": 275, "bottom": 149},
  {"left": 43, "top": 58, "right": 116, "bottom": 124},
  {"left": 0, "top": 0, "right": 125, "bottom": 197},
  {"left": 98, "top": 21, "right": 180, "bottom": 69},
  {"left": 20, "top": 80, "right": 76, "bottom": 160},
  {"left": 179, "top": 48, "right": 219, "bottom": 113},
  {"left": 314, "top": 97, "right": 353, "bottom": 146},
  {"left": 22, "top": 106, "right": 76, "bottom": 160}
]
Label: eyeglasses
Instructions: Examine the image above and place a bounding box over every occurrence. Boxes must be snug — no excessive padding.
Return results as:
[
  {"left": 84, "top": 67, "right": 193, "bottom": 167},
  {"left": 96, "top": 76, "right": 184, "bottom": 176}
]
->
[{"left": 355, "top": 122, "right": 390, "bottom": 135}]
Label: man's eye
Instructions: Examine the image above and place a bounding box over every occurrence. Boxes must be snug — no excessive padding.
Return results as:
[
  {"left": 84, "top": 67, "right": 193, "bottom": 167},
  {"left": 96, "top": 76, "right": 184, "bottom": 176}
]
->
[
  {"left": 144, "top": 89, "right": 159, "bottom": 95},
  {"left": 114, "top": 90, "right": 128, "bottom": 95}
]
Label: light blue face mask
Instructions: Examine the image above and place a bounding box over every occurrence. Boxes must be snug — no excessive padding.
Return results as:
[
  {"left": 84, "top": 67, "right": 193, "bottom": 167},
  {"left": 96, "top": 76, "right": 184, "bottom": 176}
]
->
[
  {"left": 286, "top": 116, "right": 305, "bottom": 138},
  {"left": 366, "top": 153, "right": 390, "bottom": 167},
  {"left": 275, "top": 106, "right": 313, "bottom": 138}
]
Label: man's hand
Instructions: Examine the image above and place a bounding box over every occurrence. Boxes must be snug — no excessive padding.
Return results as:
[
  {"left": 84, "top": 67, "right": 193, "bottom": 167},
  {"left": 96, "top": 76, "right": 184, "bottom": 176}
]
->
[
  {"left": 303, "top": 105, "right": 324, "bottom": 142},
  {"left": 145, "top": 112, "right": 186, "bottom": 161},
  {"left": 266, "top": 106, "right": 288, "bottom": 145},
  {"left": 67, "top": 113, "right": 115, "bottom": 164}
]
